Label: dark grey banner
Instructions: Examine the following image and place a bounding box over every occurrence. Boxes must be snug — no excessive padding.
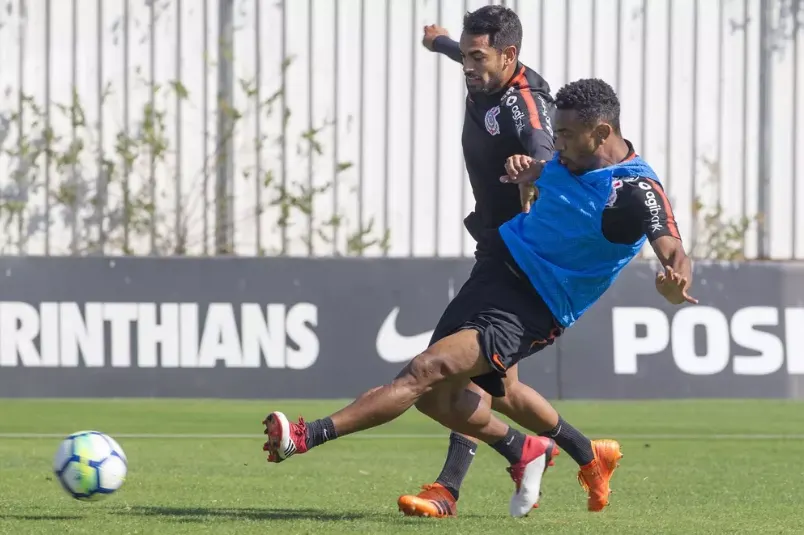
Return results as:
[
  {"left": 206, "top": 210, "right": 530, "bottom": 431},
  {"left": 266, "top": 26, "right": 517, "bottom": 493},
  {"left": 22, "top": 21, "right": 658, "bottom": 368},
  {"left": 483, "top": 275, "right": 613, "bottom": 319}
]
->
[
  {"left": 0, "top": 257, "right": 801, "bottom": 399},
  {"left": 559, "top": 262, "right": 804, "bottom": 399}
]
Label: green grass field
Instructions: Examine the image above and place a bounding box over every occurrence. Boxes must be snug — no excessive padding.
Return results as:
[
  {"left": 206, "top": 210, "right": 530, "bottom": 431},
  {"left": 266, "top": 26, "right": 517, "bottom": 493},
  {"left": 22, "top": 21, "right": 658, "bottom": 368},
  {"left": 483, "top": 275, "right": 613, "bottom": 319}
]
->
[{"left": 1, "top": 399, "right": 804, "bottom": 534}]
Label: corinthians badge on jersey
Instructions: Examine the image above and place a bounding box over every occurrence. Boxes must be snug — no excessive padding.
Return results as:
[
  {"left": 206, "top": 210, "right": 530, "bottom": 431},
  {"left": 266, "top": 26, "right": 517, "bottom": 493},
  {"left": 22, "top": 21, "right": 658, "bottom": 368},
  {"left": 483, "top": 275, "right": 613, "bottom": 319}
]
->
[{"left": 485, "top": 106, "right": 501, "bottom": 136}]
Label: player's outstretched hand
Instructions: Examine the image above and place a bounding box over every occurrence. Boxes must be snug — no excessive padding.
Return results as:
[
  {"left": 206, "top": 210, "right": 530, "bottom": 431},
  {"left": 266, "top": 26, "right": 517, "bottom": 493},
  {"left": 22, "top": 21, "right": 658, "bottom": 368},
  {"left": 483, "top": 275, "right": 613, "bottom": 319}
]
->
[
  {"left": 422, "top": 24, "right": 449, "bottom": 51},
  {"left": 655, "top": 265, "right": 698, "bottom": 305},
  {"left": 501, "top": 155, "right": 545, "bottom": 184}
]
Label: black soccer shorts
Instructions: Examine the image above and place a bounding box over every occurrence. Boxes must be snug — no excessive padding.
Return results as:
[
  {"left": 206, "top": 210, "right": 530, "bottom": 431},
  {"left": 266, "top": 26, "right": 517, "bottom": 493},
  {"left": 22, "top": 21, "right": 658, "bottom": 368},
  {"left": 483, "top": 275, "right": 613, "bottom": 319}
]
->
[{"left": 428, "top": 233, "right": 563, "bottom": 397}]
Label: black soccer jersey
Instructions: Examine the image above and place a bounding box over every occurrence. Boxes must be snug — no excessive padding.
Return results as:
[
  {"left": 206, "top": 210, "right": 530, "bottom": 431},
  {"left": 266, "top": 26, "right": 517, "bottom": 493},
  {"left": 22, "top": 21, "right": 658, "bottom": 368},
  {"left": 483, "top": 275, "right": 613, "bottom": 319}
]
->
[{"left": 432, "top": 36, "right": 556, "bottom": 241}]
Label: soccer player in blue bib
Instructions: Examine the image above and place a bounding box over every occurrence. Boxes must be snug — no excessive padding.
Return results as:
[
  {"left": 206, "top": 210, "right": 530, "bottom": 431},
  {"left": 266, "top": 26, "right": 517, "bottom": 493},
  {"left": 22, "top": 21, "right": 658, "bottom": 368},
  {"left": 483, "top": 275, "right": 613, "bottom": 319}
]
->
[{"left": 262, "top": 78, "right": 696, "bottom": 516}]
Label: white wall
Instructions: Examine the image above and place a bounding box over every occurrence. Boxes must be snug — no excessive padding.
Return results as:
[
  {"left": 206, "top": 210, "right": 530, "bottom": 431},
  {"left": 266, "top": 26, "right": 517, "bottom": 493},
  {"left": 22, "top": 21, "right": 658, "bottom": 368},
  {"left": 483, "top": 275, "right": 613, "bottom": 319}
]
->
[{"left": 0, "top": 0, "right": 801, "bottom": 258}]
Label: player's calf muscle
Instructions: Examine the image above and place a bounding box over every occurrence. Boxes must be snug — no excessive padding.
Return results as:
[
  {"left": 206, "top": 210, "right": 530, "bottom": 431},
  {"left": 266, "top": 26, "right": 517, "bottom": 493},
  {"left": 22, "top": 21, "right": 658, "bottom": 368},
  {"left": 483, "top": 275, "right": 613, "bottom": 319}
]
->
[
  {"left": 414, "top": 386, "right": 447, "bottom": 416},
  {"left": 490, "top": 382, "right": 558, "bottom": 432},
  {"left": 329, "top": 348, "right": 469, "bottom": 436},
  {"left": 447, "top": 391, "right": 509, "bottom": 442},
  {"left": 416, "top": 384, "right": 502, "bottom": 441},
  {"left": 415, "top": 382, "right": 474, "bottom": 422}
]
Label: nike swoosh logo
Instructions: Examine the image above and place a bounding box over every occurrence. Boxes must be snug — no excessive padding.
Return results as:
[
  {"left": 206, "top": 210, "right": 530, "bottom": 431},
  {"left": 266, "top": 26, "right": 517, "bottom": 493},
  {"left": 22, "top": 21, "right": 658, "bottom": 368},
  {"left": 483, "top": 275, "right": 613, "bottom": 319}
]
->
[{"left": 376, "top": 307, "right": 434, "bottom": 363}]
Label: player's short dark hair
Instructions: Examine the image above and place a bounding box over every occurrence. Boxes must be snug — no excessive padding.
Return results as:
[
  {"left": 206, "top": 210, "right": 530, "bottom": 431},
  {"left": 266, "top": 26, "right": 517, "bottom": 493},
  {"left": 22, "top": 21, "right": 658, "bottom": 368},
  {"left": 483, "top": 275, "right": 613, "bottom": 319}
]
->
[
  {"left": 555, "top": 78, "right": 621, "bottom": 134},
  {"left": 463, "top": 5, "right": 522, "bottom": 55}
]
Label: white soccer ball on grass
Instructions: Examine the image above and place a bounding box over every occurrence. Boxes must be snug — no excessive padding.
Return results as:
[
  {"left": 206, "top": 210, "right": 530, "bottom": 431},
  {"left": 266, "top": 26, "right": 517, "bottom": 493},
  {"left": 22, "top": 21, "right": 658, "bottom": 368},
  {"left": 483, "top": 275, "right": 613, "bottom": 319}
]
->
[{"left": 53, "top": 430, "right": 128, "bottom": 501}]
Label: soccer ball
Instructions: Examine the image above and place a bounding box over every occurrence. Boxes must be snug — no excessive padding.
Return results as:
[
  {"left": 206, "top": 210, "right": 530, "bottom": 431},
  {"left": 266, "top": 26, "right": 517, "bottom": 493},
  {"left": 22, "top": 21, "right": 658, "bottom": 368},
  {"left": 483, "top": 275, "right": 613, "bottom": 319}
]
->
[{"left": 52, "top": 430, "right": 128, "bottom": 501}]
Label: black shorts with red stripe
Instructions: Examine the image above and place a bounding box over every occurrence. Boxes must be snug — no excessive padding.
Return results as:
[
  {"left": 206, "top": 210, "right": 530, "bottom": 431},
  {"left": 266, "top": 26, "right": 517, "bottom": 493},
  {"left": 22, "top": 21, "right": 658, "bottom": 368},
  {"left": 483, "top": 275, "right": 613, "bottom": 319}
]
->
[{"left": 428, "top": 232, "right": 563, "bottom": 398}]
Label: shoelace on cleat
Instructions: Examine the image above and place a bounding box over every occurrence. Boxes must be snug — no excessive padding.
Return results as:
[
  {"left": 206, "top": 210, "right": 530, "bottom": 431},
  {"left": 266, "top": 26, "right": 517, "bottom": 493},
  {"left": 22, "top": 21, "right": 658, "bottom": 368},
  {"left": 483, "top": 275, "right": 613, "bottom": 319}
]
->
[
  {"left": 261, "top": 415, "right": 308, "bottom": 462},
  {"left": 416, "top": 484, "right": 450, "bottom": 500},
  {"left": 418, "top": 484, "right": 439, "bottom": 495},
  {"left": 292, "top": 416, "right": 307, "bottom": 441},
  {"left": 416, "top": 484, "right": 453, "bottom": 515},
  {"left": 577, "top": 462, "right": 602, "bottom": 492},
  {"left": 506, "top": 465, "right": 525, "bottom": 491}
]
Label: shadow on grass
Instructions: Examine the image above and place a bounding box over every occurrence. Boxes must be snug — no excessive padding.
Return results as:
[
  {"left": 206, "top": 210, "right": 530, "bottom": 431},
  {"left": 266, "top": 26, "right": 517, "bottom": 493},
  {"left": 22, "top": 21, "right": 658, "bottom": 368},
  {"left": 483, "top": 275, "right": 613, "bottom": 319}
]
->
[
  {"left": 0, "top": 515, "right": 84, "bottom": 521},
  {"left": 114, "top": 505, "right": 388, "bottom": 523}
]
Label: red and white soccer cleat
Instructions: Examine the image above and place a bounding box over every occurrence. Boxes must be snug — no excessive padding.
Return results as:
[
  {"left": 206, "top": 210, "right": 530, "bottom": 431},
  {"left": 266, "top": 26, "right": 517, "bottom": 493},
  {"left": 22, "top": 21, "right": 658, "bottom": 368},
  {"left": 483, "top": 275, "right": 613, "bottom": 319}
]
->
[
  {"left": 262, "top": 411, "right": 309, "bottom": 463},
  {"left": 506, "top": 435, "right": 559, "bottom": 517}
]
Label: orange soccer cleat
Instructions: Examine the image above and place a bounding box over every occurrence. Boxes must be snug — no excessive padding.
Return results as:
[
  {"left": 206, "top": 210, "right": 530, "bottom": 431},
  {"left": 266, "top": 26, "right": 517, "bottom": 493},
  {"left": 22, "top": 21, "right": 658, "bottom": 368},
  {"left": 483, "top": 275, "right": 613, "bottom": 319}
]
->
[
  {"left": 577, "top": 439, "right": 623, "bottom": 512},
  {"left": 398, "top": 483, "right": 457, "bottom": 518}
]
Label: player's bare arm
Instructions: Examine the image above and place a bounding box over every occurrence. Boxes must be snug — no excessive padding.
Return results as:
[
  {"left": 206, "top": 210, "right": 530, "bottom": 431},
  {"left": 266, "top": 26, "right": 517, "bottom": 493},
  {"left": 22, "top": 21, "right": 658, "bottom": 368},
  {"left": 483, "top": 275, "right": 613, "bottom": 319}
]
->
[
  {"left": 652, "top": 236, "right": 697, "bottom": 305},
  {"left": 627, "top": 176, "right": 697, "bottom": 306}
]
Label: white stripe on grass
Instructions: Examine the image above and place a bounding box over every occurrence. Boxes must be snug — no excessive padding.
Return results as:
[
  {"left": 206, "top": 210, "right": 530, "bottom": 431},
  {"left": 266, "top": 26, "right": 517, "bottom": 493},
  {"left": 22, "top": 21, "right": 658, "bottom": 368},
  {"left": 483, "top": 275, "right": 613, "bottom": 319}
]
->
[{"left": 1, "top": 433, "right": 804, "bottom": 440}]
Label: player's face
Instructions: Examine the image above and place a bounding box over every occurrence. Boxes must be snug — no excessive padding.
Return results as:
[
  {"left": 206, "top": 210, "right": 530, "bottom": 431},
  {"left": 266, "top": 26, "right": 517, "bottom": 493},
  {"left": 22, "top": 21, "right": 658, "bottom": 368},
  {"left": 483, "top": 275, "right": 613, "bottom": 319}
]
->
[
  {"left": 553, "top": 109, "right": 607, "bottom": 174},
  {"left": 459, "top": 33, "right": 515, "bottom": 94}
]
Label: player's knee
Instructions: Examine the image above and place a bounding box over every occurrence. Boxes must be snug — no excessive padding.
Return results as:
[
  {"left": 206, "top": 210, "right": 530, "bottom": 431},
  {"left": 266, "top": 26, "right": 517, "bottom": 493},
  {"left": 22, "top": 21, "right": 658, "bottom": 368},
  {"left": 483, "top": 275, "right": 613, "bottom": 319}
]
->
[{"left": 405, "top": 350, "right": 450, "bottom": 392}]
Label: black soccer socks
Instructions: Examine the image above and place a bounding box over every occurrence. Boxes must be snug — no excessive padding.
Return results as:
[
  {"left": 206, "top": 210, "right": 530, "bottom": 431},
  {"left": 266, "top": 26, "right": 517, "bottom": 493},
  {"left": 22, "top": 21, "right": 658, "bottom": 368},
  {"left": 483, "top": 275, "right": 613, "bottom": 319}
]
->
[
  {"left": 540, "top": 416, "right": 595, "bottom": 466},
  {"left": 435, "top": 432, "right": 479, "bottom": 500},
  {"left": 305, "top": 417, "right": 338, "bottom": 449},
  {"left": 490, "top": 427, "right": 527, "bottom": 465}
]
